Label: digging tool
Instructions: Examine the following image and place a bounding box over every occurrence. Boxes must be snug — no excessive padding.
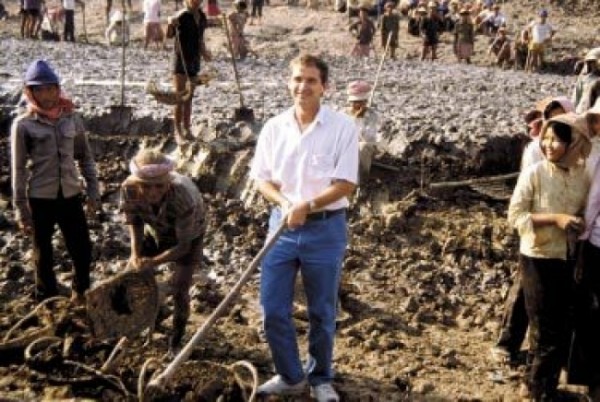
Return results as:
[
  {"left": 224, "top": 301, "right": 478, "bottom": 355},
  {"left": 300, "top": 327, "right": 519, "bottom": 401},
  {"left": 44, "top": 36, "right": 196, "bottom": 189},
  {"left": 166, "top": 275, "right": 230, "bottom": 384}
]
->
[
  {"left": 222, "top": 15, "right": 255, "bottom": 122},
  {"left": 145, "top": 218, "right": 288, "bottom": 392},
  {"left": 110, "top": 0, "right": 133, "bottom": 120},
  {"left": 368, "top": 31, "right": 392, "bottom": 107},
  {"left": 428, "top": 172, "right": 519, "bottom": 190}
]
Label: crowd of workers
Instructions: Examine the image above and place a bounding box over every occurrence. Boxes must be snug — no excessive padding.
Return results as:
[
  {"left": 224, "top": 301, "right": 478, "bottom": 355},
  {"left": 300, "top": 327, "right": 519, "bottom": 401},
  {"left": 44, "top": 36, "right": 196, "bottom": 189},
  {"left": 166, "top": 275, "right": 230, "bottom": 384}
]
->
[{"left": 6, "top": 0, "right": 600, "bottom": 401}]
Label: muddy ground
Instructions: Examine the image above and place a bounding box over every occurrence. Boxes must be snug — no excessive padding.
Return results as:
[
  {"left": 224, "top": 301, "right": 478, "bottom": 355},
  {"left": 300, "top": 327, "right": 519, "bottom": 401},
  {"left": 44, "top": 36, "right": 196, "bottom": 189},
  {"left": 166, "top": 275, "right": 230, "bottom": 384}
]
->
[{"left": 0, "top": 0, "right": 599, "bottom": 400}]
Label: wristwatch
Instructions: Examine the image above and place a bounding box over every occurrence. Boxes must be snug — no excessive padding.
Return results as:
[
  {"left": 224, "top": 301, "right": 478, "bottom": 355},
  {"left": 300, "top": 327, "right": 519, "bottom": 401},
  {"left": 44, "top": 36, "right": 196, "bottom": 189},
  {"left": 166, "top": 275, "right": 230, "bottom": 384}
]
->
[{"left": 308, "top": 199, "right": 317, "bottom": 211}]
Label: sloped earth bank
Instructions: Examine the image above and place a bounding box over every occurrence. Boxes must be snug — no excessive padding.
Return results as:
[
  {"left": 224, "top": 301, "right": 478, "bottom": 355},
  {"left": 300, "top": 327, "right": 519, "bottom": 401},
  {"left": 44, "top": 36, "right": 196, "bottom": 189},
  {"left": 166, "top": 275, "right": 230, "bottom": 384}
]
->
[{"left": 0, "top": 0, "right": 599, "bottom": 400}]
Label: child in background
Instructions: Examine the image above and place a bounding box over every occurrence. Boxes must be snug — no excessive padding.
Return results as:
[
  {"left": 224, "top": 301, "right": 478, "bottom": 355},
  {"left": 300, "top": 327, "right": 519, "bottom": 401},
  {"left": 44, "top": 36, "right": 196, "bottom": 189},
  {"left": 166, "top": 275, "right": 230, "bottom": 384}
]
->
[{"left": 228, "top": 0, "right": 249, "bottom": 59}]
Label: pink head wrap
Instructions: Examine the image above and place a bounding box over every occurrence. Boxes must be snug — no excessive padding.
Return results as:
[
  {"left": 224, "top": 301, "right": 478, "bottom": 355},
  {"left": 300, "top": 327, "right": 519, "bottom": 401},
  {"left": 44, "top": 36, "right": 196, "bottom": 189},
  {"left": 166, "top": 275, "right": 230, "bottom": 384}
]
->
[
  {"left": 347, "top": 80, "right": 371, "bottom": 102},
  {"left": 129, "top": 154, "right": 175, "bottom": 183}
]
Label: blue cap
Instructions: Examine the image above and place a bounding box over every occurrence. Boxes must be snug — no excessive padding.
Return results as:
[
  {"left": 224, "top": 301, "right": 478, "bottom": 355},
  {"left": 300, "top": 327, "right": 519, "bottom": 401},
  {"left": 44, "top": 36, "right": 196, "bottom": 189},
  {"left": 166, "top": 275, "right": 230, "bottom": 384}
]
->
[
  {"left": 539, "top": 9, "right": 548, "bottom": 17},
  {"left": 24, "top": 59, "right": 60, "bottom": 87}
]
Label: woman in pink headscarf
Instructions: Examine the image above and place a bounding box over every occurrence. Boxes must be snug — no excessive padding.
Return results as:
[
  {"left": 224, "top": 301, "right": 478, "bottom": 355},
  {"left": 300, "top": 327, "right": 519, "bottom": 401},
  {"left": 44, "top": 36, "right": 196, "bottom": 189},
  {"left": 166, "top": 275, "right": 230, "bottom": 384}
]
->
[{"left": 521, "top": 96, "right": 575, "bottom": 169}]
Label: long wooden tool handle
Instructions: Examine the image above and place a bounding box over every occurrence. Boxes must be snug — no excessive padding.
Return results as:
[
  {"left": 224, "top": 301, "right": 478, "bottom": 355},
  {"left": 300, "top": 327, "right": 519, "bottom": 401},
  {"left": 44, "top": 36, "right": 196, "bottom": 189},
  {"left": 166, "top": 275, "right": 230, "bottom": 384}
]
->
[
  {"left": 120, "top": 0, "right": 127, "bottom": 107},
  {"left": 147, "top": 218, "right": 288, "bottom": 388},
  {"left": 368, "top": 31, "right": 392, "bottom": 108},
  {"left": 222, "top": 15, "right": 245, "bottom": 108}
]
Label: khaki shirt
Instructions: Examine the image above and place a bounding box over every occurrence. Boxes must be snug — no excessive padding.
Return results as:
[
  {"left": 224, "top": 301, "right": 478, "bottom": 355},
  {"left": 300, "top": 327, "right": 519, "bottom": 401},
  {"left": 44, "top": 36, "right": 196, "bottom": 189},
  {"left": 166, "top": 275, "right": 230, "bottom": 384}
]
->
[
  {"left": 508, "top": 160, "right": 589, "bottom": 260},
  {"left": 119, "top": 173, "right": 205, "bottom": 244},
  {"left": 11, "top": 111, "right": 99, "bottom": 224},
  {"left": 454, "top": 20, "right": 475, "bottom": 44}
]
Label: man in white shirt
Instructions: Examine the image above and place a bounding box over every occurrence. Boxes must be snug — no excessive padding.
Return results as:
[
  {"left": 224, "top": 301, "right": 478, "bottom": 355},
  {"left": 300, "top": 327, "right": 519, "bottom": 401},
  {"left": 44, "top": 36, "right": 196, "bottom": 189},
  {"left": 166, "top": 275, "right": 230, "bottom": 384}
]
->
[
  {"left": 526, "top": 9, "right": 555, "bottom": 73},
  {"left": 250, "top": 54, "right": 358, "bottom": 402}
]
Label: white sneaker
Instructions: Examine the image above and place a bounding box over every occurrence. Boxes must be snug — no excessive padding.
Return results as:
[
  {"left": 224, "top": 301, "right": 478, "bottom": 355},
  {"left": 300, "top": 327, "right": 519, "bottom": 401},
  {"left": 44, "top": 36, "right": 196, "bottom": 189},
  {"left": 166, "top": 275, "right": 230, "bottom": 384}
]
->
[
  {"left": 257, "top": 375, "right": 307, "bottom": 395},
  {"left": 311, "top": 383, "right": 339, "bottom": 402}
]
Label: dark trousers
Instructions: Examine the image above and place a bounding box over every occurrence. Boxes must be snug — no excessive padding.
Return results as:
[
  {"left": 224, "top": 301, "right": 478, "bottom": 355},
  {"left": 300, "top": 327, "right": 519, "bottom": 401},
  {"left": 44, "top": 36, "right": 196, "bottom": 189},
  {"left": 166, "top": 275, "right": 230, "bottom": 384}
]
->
[
  {"left": 29, "top": 194, "right": 92, "bottom": 298},
  {"left": 63, "top": 9, "right": 75, "bottom": 42},
  {"left": 568, "top": 241, "right": 600, "bottom": 387},
  {"left": 141, "top": 233, "right": 203, "bottom": 346},
  {"left": 521, "top": 254, "right": 574, "bottom": 398},
  {"left": 496, "top": 271, "right": 528, "bottom": 356},
  {"left": 251, "top": 0, "right": 263, "bottom": 17}
]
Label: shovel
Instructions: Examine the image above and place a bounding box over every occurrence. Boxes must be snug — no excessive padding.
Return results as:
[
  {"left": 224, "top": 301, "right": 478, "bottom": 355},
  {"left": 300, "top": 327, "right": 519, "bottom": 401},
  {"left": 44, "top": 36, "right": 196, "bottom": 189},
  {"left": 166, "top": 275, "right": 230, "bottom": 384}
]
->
[
  {"left": 81, "top": 2, "right": 88, "bottom": 43},
  {"left": 368, "top": 32, "right": 393, "bottom": 107},
  {"left": 222, "top": 15, "right": 255, "bottom": 122},
  {"left": 110, "top": 0, "right": 133, "bottom": 123},
  {"left": 144, "top": 218, "right": 287, "bottom": 392}
]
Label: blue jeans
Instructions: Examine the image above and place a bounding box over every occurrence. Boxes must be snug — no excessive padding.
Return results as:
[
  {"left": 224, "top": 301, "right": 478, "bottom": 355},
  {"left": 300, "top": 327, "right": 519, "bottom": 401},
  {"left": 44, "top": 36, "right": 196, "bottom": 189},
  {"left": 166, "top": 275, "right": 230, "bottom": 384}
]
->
[{"left": 260, "top": 208, "right": 347, "bottom": 386}]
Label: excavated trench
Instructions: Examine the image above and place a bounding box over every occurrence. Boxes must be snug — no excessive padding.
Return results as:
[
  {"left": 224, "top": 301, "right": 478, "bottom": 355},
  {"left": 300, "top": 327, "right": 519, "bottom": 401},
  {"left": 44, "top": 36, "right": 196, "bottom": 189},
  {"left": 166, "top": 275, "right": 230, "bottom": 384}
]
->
[{"left": 0, "top": 106, "right": 523, "bottom": 400}]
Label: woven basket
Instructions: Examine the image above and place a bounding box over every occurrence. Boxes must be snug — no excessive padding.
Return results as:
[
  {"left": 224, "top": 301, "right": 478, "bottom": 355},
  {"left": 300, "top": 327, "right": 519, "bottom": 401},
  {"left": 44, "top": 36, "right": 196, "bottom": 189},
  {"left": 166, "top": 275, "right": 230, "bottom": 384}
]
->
[
  {"left": 86, "top": 269, "right": 159, "bottom": 339},
  {"left": 146, "top": 72, "right": 215, "bottom": 105}
]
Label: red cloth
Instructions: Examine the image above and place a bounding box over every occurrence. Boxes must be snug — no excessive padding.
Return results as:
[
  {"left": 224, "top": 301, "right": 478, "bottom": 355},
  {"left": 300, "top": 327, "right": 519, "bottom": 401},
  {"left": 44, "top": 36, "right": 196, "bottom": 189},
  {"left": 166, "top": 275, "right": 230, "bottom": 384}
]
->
[
  {"left": 206, "top": 1, "right": 220, "bottom": 17},
  {"left": 24, "top": 87, "right": 74, "bottom": 120}
]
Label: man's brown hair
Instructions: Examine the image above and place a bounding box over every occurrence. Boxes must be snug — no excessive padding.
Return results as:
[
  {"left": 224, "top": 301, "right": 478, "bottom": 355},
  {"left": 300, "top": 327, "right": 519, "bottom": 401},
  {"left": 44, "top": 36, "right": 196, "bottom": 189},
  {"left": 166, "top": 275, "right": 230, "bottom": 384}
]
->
[{"left": 290, "top": 54, "right": 329, "bottom": 85}]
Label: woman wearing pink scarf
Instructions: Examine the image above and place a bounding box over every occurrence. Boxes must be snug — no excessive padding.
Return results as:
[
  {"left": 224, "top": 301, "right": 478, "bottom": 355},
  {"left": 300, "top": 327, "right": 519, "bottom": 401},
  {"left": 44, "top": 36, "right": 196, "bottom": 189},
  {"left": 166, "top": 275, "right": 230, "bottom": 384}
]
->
[{"left": 10, "top": 59, "right": 99, "bottom": 304}]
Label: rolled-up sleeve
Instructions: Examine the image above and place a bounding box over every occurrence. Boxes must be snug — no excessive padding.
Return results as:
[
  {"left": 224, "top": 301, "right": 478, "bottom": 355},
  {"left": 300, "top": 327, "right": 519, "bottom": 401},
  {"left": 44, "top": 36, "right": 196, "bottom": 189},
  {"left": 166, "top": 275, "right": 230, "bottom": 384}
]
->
[
  {"left": 249, "top": 121, "right": 273, "bottom": 182},
  {"left": 74, "top": 116, "right": 100, "bottom": 201},
  {"left": 332, "top": 121, "right": 359, "bottom": 185},
  {"left": 508, "top": 168, "right": 535, "bottom": 237},
  {"left": 10, "top": 119, "right": 30, "bottom": 223}
]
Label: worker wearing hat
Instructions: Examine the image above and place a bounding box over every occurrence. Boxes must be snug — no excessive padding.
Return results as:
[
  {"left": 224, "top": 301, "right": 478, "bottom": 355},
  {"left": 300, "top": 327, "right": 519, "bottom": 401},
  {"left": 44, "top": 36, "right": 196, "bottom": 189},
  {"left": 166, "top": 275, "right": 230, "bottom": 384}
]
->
[
  {"left": 487, "top": 25, "right": 511, "bottom": 67},
  {"left": 453, "top": 8, "right": 475, "bottom": 63},
  {"left": 11, "top": 59, "right": 99, "bottom": 304},
  {"left": 119, "top": 148, "right": 206, "bottom": 356},
  {"left": 573, "top": 47, "right": 600, "bottom": 113},
  {"left": 525, "top": 9, "right": 555, "bottom": 73},
  {"left": 105, "top": 9, "right": 130, "bottom": 46},
  {"left": 346, "top": 80, "right": 380, "bottom": 181}
]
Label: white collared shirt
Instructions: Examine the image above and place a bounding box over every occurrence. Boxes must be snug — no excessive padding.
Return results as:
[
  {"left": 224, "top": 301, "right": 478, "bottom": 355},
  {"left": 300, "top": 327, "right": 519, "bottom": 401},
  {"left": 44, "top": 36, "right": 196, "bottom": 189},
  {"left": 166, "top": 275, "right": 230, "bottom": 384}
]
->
[
  {"left": 63, "top": 0, "right": 75, "bottom": 10},
  {"left": 250, "top": 105, "right": 359, "bottom": 210},
  {"left": 144, "top": 0, "right": 161, "bottom": 23}
]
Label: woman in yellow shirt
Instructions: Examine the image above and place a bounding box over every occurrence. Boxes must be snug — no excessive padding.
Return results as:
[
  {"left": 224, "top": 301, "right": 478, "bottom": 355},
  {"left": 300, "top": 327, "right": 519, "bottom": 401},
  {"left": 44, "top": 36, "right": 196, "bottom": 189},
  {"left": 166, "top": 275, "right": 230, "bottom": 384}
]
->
[{"left": 508, "top": 113, "right": 591, "bottom": 400}]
